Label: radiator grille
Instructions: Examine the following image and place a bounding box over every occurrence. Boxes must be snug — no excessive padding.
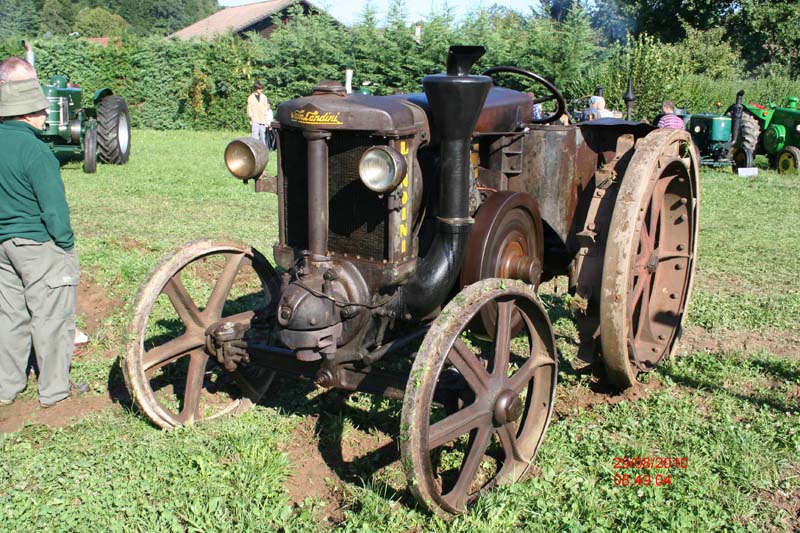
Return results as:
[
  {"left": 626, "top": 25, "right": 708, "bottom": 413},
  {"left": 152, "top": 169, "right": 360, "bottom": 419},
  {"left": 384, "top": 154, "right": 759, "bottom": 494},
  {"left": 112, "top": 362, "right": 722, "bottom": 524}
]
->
[{"left": 280, "top": 130, "right": 389, "bottom": 259}]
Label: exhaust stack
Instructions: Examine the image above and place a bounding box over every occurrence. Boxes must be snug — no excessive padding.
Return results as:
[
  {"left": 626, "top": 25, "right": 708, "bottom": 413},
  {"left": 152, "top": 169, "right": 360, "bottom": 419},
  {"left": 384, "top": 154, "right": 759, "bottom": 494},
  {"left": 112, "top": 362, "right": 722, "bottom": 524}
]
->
[{"left": 394, "top": 46, "right": 492, "bottom": 317}]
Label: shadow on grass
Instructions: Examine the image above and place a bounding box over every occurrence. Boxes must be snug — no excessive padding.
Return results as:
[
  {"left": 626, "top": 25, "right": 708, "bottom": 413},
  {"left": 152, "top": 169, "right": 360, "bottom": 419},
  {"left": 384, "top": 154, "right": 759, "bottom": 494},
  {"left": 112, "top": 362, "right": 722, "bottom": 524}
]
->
[
  {"left": 659, "top": 354, "right": 800, "bottom": 413},
  {"left": 257, "top": 375, "right": 416, "bottom": 509}
]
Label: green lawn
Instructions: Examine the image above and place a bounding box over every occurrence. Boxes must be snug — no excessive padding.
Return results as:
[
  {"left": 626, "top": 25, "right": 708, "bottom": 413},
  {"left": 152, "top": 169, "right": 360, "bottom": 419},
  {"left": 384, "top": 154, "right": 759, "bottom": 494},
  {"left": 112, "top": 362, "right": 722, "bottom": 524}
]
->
[{"left": 1, "top": 130, "right": 798, "bottom": 532}]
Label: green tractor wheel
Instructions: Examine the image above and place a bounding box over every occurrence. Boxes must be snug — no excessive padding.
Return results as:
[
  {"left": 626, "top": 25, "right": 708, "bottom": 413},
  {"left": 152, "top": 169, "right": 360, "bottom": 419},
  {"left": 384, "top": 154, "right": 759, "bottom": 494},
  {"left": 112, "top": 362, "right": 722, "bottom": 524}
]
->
[
  {"left": 97, "top": 95, "right": 131, "bottom": 164},
  {"left": 777, "top": 146, "right": 800, "bottom": 174},
  {"left": 83, "top": 128, "right": 97, "bottom": 174}
]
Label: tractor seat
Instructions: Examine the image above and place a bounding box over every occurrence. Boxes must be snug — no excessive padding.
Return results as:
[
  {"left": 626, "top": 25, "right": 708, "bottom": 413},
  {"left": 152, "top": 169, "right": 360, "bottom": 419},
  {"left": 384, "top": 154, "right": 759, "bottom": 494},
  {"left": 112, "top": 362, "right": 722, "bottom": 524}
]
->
[{"left": 398, "top": 86, "right": 533, "bottom": 135}]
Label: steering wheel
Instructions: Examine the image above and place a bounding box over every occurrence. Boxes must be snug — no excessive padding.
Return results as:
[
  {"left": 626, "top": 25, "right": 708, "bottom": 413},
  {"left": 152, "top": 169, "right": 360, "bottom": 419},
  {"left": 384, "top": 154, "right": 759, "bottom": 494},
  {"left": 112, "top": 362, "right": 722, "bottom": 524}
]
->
[{"left": 481, "top": 66, "right": 567, "bottom": 125}]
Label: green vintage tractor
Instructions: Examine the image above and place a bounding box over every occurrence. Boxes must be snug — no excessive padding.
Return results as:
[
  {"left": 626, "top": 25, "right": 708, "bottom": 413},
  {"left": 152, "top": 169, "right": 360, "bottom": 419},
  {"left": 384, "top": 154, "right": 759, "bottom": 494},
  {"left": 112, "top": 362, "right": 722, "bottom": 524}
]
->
[
  {"left": 735, "top": 96, "right": 800, "bottom": 173},
  {"left": 40, "top": 75, "right": 131, "bottom": 173},
  {"left": 678, "top": 91, "right": 746, "bottom": 170}
]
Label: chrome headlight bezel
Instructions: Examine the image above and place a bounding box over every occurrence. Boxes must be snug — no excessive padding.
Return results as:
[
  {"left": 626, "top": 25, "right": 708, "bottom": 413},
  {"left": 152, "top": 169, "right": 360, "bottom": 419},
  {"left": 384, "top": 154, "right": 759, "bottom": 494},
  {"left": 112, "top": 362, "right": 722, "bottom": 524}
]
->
[{"left": 358, "top": 146, "right": 407, "bottom": 193}]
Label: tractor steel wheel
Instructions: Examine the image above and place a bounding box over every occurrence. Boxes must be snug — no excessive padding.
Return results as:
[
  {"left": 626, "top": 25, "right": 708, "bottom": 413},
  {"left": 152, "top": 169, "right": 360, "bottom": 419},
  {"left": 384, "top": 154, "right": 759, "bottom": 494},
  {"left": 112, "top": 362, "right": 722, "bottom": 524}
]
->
[
  {"left": 401, "top": 279, "right": 557, "bottom": 516},
  {"left": 124, "top": 239, "right": 278, "bottom": 429},
  {"left": 83, "top": 127, "right": 97, "bottom": 174},
  {"left": 600, "top": 129, "right": 699, "bottom": 388},
  {"left": 777, "top": 146, "right": 800, "bottom": 174},
  {"left": 461, "top": 192, "right": 544, "bottom": 337},
  {"left": 97, "top": 95, "right": 131, "bottom": 164},
  {"left": 732, "top": 146, "right": 753, "bottom": 172}
]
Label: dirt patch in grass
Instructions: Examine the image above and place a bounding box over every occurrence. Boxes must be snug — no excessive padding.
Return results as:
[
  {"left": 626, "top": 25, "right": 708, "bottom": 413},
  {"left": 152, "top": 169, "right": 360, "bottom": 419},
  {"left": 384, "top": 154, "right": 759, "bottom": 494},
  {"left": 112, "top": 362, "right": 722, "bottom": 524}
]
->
[
  {"left": 77, "top": 275, "right": 124, "bottom": 335},
  {"left": 0, "top": 394, "right": 112, "bottom": 434},
  {"left": 677, "top": 325, "right": 800, "bottom": 359},
  {"left": 759, "top": 483, "right": 800, "bottom": 532},
  {"left": 282, "top": 406, "right": 402, "bottom": 525},
  {"left": 554, "top": 376, "right": 663, "bottom": 418},
  {"left": 283, "top": 415, "right": 347, "bottom": 524}
]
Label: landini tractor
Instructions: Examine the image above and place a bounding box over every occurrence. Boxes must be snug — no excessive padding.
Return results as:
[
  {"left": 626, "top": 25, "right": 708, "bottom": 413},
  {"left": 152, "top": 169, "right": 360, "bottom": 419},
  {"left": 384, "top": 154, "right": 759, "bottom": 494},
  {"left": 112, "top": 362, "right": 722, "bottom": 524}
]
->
[
  {"left": 122, "top": 47, "right": 699, "bottom": 515},
  {"left": 40, "top": 75, "right": 131, "bottom": 173}
]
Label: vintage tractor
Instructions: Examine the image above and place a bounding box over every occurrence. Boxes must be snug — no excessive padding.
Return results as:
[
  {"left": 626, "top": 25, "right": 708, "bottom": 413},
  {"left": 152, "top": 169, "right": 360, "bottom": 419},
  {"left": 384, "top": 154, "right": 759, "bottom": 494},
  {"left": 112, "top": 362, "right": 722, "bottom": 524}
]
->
[
  {"left": 655, "top": 91, "right": 748, "bottom": 170},
  {"left": 39, "top": 75, "right": 131, "bottom": 173},
  {"left": 736, "top": 96, "right": 800, "bottom": 173},
  {"left": 122, "top": 46, "right": 699, "bottom": 515}
]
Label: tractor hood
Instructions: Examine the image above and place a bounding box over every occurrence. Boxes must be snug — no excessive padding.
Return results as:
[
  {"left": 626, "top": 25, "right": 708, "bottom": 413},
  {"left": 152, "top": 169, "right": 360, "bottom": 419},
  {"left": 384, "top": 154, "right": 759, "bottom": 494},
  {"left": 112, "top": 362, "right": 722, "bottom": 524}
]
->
[{"left": 276, "top": 81, "right": 427, "bottom": 137}]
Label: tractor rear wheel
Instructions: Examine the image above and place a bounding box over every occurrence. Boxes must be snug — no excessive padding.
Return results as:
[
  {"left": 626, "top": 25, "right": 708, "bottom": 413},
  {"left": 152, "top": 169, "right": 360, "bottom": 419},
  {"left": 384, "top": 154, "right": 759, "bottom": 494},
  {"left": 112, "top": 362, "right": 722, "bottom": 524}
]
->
[
  {"left": 737, "top": 110, "right": 761, "bottom": 160},
  {"left": 401, "top": 279, "right": 557, "bottom": 516},
  {"left": 123, "top": 239, "right": 278, "bottom": 428},
  {"left": 777, "top": 146, "right": 800, "bottom": 174},
  {"left": 599, "top": 129, "right": 699, "bottom": 388},
  {"left": 97, "top": 95, "right": 131, "bottom": 164},
  {"left": 82, "top": 127, "right": 97, "bottom": 174}
]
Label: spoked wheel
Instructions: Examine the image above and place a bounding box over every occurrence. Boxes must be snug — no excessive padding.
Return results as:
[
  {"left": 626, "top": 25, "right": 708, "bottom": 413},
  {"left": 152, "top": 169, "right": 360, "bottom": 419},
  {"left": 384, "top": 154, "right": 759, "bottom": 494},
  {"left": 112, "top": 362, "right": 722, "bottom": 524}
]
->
[
  {"left": 778, "top": 146, "right": 800, "bottom": 174},
  {"left": 460, "top": 192, "right": 544, "bottom": 336},
  {"left": 401, "top": 279, "right": 557, "bottom": 516},
  {"left": 124, "top": 239, "right": 279, "bottom": 429},
  {"left": 600, "top": 129, "right": 699, "bottom": 388}
]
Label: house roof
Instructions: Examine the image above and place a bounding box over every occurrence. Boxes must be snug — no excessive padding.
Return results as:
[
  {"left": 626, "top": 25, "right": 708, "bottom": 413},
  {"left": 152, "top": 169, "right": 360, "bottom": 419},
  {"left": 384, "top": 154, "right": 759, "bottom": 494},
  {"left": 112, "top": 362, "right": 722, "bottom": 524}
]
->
[{"left": 170, "top": 0, "right": 318, "bottom": 40}]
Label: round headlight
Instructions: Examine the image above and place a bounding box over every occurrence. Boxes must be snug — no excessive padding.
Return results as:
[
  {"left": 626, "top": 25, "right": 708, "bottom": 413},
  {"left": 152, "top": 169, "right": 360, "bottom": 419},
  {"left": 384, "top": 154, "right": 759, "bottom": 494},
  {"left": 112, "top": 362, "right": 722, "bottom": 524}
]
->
[
  {"left": 693, "top": 125, "right": 701, "bottom": 133},
  {"left": 225, "top": 137, "right": 269, "bottom": 180},
  {"left": 795, "top": 123, "right": 800, "bottom": 133},
  {"left": 359, "top": 146, "right": 407, "bottom": 192}
]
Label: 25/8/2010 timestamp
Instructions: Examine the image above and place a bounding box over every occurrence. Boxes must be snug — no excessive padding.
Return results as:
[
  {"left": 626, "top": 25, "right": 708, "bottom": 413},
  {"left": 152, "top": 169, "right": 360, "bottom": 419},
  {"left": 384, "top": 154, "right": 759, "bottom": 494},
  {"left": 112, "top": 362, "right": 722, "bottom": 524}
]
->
[{"left": 614, "top": 474, "right": 671, "bottom": 487}]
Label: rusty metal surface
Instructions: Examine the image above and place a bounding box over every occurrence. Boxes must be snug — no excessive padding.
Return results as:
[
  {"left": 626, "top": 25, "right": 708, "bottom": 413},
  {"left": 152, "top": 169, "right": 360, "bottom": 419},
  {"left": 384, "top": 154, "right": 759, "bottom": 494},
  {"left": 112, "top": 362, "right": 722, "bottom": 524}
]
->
[
  {"left": 599, "top": 128, "right": 700, "bottom": 387},
  {"left": 402, "top": 87, "right": 532, "bottom": 137},
  {"left": 399, "top": 279, "right": 557, "bottom": 516},
  {"left": 123, "top": 240, "right": 278, "bottom": 429}
]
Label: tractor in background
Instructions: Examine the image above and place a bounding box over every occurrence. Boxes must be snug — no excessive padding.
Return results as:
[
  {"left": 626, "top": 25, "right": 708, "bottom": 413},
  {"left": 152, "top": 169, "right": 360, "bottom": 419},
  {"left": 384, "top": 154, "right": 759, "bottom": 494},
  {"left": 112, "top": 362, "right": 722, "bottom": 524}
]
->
[
  {"left": 737, "top": 96, "right": 800, "bottom": 173},
  {"left": 40, "top": 74, "right": 131, "bottom": 173}
]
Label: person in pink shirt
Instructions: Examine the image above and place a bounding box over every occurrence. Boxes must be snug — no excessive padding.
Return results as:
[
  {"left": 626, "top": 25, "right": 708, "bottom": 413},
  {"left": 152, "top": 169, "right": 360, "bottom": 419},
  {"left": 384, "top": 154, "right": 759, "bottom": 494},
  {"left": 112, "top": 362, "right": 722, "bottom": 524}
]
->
[{"left": 657, "top": 100, "right": 686, "bottom": 129}]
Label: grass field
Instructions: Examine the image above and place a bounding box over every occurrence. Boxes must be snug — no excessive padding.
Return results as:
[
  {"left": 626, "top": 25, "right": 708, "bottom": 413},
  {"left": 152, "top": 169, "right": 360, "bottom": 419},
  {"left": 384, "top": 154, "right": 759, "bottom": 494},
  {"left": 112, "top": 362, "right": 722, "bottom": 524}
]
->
[{"left": 1, "top": 130, "right": 799, "bottom": 532}]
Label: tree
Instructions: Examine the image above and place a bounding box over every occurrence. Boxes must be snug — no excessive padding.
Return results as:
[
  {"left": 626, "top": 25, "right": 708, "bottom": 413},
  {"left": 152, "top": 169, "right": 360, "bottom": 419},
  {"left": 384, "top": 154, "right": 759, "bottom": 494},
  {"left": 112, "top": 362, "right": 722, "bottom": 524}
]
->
[
  {"left": 39, "top": 0, "right": 74, "bottom": 36},
  {"left": 0, "top": 0, "right": 39, "bottom": 40},
  {"left": 73, "top": 6, "right": 130, "bottom": 37},
  {"left": 728, "top": 0, "right": 800, "bottom": 76}
]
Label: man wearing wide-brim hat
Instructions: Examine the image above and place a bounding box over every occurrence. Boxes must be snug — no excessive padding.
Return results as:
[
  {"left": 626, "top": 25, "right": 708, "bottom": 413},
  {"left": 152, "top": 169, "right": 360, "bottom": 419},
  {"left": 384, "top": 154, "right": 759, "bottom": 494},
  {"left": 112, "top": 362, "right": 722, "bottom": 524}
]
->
[{"left": 0, "top": 77, "right": 81, "bottom": 408}]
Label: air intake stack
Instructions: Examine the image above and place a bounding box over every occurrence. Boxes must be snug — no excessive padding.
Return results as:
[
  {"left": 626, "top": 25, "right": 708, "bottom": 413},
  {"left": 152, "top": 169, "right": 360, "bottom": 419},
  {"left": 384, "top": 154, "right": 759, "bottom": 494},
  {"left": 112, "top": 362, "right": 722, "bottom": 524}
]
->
[{"left": 394, "top": 46, "right": 492, "bottom": 317}]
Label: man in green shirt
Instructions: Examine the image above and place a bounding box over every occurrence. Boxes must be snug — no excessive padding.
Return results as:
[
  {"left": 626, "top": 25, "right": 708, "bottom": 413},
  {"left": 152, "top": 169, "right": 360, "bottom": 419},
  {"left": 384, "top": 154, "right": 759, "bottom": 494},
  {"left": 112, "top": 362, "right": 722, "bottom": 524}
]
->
[{"left": 0, "top": 77, "right": 82, "bottom": 407}]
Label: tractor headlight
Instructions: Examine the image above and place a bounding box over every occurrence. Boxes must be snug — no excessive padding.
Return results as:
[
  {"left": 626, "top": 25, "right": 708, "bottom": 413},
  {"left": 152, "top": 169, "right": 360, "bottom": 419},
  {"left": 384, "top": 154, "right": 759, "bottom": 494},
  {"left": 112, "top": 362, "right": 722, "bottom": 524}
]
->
[
  {"left": 693, "top": 125, "right": 701, "bottom": 133},
  {"left": 359, "top": 146, "right": 406, "bottom": 192},
  {"left": 795, "top": 124, "right": 800, "bottom": 133},
  {"left": 225, "top": 137, "right": 269, "bottom": 180}
]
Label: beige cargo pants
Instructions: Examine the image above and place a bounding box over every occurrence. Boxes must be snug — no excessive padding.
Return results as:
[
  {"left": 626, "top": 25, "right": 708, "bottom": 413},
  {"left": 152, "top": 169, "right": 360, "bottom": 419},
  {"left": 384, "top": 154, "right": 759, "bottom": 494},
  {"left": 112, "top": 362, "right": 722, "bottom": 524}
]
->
[{"left": 0, "top": 238, "right": 79, "bottom": 404}]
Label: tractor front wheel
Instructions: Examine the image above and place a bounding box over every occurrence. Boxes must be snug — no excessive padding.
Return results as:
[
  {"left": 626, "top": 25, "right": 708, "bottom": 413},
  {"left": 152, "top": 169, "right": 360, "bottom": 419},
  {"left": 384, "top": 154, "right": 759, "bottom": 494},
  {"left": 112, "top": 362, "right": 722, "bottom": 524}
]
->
[
  {"left": 401, "top": 279, "right": 557, "bottom": 516},
  {"left": 732, "top": 146, "right": 753, "bottom": 172},
  {"left": 97, "top": 95, "right": 131, "bottom": 164},
  {"left": 82, "top": 127, "right": 97, "bottom": 174},
  {"left": 123, "top": 239, "right": 278, "bottom": 428},
  {"left": 777, "top": 146, "right": 800, "bottom": 174}
]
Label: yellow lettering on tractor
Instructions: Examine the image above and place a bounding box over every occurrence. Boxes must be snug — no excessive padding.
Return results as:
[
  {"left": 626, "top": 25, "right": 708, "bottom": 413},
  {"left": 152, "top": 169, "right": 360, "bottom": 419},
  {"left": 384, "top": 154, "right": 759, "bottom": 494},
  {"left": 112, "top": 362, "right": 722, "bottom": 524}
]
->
[
  {"left": 290, "top": 109, "right": 343, "bottom": 125},
  {"left": 398, "top": 141, "right": 411, "bottom": 256}
]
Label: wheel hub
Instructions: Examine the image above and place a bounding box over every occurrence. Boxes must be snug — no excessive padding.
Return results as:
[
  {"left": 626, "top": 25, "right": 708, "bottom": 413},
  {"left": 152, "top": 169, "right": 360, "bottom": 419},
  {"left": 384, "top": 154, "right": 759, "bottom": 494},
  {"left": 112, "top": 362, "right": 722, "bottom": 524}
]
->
[
  {"left": 645, "top": 252, "right": 659, "bottom": 273},
  {"left": 493, "top": 389, "right": 523, "bottom": 426}
]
